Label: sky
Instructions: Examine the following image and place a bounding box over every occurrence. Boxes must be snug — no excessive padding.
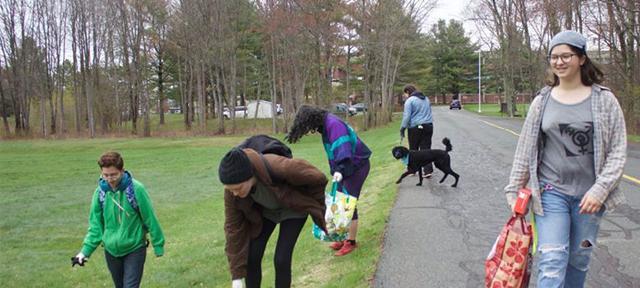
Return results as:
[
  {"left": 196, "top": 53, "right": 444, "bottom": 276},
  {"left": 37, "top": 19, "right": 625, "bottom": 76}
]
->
[{"left": 422, "top": 0, "right": 481, "bottom": 45}]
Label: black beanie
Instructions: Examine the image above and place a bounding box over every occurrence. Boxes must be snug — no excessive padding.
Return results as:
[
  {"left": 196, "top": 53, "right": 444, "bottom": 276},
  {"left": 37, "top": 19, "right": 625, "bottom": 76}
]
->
[{"left": 219, "top": 148, "right": 254, "bottom": 184}]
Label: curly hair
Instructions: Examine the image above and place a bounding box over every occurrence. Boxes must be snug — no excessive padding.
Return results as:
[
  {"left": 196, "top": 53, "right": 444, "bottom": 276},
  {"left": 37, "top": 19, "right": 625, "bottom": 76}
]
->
[
  {"left": 98, "top": 151, "right": 124, "bottom": 170},
  {"left": 285, "top": 105, "right": 328, "bottom": 143}
]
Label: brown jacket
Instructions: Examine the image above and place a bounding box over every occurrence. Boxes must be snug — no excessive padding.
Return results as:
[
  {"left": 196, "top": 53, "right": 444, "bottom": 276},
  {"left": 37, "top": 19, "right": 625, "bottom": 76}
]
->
[{"left": 224, "top": 148, "right": 328, "bottom": 280}]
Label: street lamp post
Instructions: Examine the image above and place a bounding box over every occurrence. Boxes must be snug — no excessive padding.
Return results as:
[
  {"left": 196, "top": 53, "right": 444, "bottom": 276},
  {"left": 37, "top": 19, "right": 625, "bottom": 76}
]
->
[{"left": 478, "top": 50, "right": 482, "bottom": 113}]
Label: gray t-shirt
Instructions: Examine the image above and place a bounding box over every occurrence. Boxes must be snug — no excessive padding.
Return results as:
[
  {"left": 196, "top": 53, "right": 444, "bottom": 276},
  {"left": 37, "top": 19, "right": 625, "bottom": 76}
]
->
[
  {"left": 538, "top": 94, "right": 596, "bottom": 196},
  {"left": 250, "top": 182, "right": 307, "bottom": 223}
]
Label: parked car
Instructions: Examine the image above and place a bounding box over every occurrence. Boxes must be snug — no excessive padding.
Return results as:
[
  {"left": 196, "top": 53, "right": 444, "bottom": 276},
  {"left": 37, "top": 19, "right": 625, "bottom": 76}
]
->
[
  {"left": 449, "top": 99, "right": 462, "bottom": 110},
  {"left": 223, "top": 106, "right": 248, "bottom": 119},
  {"left": 350, "top": 102, "right": 368, "bottom": 113},
  {"left": 329, "top": 103, "right": 356, "bottom": 116}
]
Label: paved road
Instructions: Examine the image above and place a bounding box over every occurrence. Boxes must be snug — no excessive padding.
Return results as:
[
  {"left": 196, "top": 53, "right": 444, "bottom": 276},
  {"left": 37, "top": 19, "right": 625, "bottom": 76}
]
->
[{"left": 374, "top": 106, "right": 640, "bottom": 288}]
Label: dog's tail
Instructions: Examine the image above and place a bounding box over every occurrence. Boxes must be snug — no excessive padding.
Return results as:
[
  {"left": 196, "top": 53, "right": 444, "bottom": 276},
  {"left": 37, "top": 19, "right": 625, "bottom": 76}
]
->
[{"left": 442, "top": 137, "right": 452, "bottom": 152}]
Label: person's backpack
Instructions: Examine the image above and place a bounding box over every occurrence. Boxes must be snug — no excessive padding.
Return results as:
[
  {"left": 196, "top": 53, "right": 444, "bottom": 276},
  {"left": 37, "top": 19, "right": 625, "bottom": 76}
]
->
[
  {"left": 98, "top": 180, "right": 140, "bottom": 212},
  {"left": 97, "top": 176, "right": 149, "bottom": 235},
  {"left": 237, "top": 134, "right": 293, "bottom": 158},
  {"left": 237, "top": 134, "right": 293, "bottom": 184}
]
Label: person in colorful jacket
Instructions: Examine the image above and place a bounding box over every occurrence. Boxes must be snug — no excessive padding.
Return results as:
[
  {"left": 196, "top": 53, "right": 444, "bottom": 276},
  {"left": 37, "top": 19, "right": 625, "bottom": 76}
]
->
[
  {"left": 73, "top": 151, "right": 165, "bottom": 288},
  {"left": 220, "top": 147, "right": 328, "bottom": 288},
  {"left": 504, "top": 30, "right": 627, "bottom": 287},
  {"left": 400, "top": 84, "right": 434, "bottom": 177},
  {"left": 286, "top": 105, "right": 372, "bottom": 256}
]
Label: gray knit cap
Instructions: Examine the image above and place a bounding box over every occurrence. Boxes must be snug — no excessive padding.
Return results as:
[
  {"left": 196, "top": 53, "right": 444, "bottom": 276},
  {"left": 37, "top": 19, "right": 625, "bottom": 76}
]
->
[{"left": 549, "top": 30, "right": 587, "bottom": 56}]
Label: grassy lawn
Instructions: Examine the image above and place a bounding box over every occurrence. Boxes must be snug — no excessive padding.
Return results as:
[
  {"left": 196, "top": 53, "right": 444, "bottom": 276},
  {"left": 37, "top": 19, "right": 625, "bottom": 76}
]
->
[
  {"left": 0, "top": 119, "right": 402, "bottom": 287},
  {"left": 463, "top": 103, "right": 530, "bottom": 118}
]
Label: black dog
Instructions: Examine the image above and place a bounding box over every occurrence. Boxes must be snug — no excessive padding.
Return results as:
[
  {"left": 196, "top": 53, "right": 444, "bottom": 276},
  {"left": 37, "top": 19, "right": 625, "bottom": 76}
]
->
[{"left": 392, "top": 138, "right": 460, "bottom": 187}]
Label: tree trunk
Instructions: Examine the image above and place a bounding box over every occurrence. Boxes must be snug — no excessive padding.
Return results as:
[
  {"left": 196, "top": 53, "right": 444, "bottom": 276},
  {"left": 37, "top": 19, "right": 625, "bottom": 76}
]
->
[
  {"left": 82, "top": 35, "right": 95, "bottom": 137},
  {"left": 185, "top": 63, "right": 193, "bottom": 130},
  {"left": 197, "top": 63, "right": 206, "bottom": 129},
  {"left": 158, "top": 48, "right": 165, "bottom": 125},
  {"left": 0, "top": 66, "right": 10, "bottom": 135},
  {"left": 92, "top": 1, "right": 102, "bottom": 134},
  {"left": 118, "top": 0, "right": 136, "bottom": 134},
  {"left": 215, "top": 67, "right": 225, "bottom": 134},
  {"left": 270, "top": 36, "right": 277, "bottom": 134},
  {"left": 143, "top": 84, "right": 151, "bottom": 137},
  {"left": 72, "top": 13, "right": 81, "bottom": 134}
]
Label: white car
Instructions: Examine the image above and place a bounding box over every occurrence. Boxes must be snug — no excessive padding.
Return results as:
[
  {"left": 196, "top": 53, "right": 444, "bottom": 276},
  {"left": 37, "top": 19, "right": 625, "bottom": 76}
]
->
[{"left": 223, "top": 106, "right": 247, "bottom": 119}]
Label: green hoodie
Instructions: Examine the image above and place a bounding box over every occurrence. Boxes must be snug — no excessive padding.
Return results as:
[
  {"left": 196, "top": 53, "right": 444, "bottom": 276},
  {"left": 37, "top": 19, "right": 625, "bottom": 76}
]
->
[{"left": 81, "top": 172, "right": 165, "bottom": 258}]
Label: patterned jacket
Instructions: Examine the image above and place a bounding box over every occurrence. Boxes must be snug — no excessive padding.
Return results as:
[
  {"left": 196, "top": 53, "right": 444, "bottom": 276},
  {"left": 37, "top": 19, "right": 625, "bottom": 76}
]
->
[
  {"left": 504, "top": 84, "right": 627, "bottom": 215},
  {"left": 322, "top": 113, "right": 372, "bottom": 177}
]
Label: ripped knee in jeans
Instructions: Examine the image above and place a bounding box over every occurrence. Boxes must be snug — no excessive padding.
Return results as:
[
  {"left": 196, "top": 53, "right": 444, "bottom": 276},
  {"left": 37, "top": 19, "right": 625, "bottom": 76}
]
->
[
  {"left": 538, "top": 244, "right": 569, "bottom": 278},
  {"left": 569, "top": 239, "right": 596, "bottom": 271}
]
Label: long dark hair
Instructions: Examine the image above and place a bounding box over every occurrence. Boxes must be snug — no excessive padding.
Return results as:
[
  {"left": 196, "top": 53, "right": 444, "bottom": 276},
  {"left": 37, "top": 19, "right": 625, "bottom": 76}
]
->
[
  {"left": 285, "top": 105, "right": 328, "bottom": 144},
  {"left": 546, "top": 45, "right": 604, "bottom": 86}
]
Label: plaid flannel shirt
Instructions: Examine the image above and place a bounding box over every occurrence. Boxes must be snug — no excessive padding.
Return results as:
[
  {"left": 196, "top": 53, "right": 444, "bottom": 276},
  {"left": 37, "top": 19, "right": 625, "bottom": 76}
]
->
[{"left": 505, "top": 84, "right": 627, "bottom": 215}]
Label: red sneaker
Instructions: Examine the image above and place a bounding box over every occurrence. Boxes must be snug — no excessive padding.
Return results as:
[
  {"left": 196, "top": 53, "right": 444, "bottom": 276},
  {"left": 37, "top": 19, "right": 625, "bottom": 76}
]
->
[
  {"left": 335, "top": 241, "right": 357, "bottom": 256},
  {"left": 329, "top": 241, "right": 344, "bottom": 250}
]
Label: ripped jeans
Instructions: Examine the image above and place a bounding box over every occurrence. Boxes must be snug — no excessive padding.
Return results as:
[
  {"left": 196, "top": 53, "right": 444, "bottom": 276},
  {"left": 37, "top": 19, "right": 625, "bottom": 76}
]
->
[{"left": 536, "top": 187, "right": 605, "bottom": 288}]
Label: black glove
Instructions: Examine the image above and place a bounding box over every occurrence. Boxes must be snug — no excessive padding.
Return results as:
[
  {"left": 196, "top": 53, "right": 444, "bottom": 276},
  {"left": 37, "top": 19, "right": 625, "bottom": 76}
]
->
[
  {"left": 400, "top": 127, "right": 406, "bottom": 139},
  {"left": 71, "top": 256, "right": 87, "bottom": 267}
]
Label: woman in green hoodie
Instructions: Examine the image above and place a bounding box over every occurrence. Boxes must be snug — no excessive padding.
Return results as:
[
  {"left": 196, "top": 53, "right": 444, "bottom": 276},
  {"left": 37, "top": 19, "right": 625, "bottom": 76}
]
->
[{"left": 74, "top": 151, "right": 165, "bottom": 288}]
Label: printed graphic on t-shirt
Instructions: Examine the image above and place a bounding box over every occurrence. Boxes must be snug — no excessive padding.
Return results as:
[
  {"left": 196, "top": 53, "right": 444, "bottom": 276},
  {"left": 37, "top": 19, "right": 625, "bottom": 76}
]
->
[{"left": 559, "top": 122, "right": 594, "bottom": 156}]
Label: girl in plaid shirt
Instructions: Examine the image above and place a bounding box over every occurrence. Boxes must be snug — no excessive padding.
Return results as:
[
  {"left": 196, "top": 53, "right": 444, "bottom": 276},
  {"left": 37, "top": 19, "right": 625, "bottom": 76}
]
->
[{"left": 504, "top": 30, "right": 627, "bottom": 287}]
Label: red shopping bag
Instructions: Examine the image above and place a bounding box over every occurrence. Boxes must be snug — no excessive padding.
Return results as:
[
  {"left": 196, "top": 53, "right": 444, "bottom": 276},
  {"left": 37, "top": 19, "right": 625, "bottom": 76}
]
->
[{"left": 485, "top": 215, "right": 533, "bottom": 288}]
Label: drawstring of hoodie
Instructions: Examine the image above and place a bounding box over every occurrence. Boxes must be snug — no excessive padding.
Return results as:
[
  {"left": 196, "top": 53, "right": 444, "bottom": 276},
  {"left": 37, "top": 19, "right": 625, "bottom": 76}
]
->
[{"left": 110, "top": 192, "right": 130, "bottom": 223}]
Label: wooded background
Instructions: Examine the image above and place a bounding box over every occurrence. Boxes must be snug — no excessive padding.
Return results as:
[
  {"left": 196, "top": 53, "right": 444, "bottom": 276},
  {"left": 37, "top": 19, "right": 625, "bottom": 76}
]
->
[{"left": 0, "top": 0, "right": 637, "bottom": 138}]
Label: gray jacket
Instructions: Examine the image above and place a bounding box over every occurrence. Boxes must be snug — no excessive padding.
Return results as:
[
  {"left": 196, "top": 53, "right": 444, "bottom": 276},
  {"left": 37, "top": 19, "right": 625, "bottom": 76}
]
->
[
  {"left": 400, "top": 92, "right": 433, "bottom": 129},
  {"left": 505, "top": 84, "right": 627, "bottom": 215}
]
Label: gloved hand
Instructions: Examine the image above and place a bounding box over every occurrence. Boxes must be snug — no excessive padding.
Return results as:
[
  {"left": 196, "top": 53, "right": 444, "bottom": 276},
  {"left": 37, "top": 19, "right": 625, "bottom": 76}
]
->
[
  {"left": 71, "top": 252, "right": 87, "bottom": 267},
  {"left": 232, "top": 279, "right": 245, "bottom": 288},
  {"left": 332, "top": 172, "right": 343, "bottom": 183},
  {"left": 400, "top": 127, "right": 406, "bottom": 139}
]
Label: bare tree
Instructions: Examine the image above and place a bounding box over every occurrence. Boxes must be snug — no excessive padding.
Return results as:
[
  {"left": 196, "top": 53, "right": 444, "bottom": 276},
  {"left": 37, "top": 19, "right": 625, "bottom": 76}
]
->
[
  {"left": 150, "top": 0, "right": 169, "bottom": 125},
  {"left": 0, "top": 60, "right": 10, "bottom": 134},
  {"left": 584, "top": 0, "right": 639, "bottom": 133}
]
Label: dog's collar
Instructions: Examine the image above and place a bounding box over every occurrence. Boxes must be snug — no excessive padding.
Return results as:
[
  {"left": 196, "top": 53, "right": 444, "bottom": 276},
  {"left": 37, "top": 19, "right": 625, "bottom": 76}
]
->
[{"left": 401, "top": 155, "right": 409, "bottom": 165}]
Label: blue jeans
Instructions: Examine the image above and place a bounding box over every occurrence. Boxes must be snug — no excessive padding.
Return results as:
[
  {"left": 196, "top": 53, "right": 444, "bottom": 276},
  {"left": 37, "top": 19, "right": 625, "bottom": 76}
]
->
[
  {"left": 536, "top": 188, "right": 605, "bottom": 288},
  {"left": 105, "top": 246, "right": 147, "bottom": 288}
]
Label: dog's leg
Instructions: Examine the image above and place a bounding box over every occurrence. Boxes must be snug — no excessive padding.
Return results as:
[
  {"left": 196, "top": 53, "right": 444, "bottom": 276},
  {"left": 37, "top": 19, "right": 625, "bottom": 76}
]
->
[
  {"left": 439, "top": 173, "right": 448, "bottom": 184},
  {"left": 434, "top": 161, "right": 448, "bottom": 183},
  {"left": 396, "top": 171, "right": 412, "bottom": 184},
  {"left": 450, "top": 171, "right": 460, "bottom": 187}
]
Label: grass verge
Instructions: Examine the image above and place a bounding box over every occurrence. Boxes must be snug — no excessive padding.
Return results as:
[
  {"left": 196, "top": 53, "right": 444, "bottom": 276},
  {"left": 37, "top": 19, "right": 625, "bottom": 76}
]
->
[{"left": 0, "top": 118, "right": 402, "bottom": 287}]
